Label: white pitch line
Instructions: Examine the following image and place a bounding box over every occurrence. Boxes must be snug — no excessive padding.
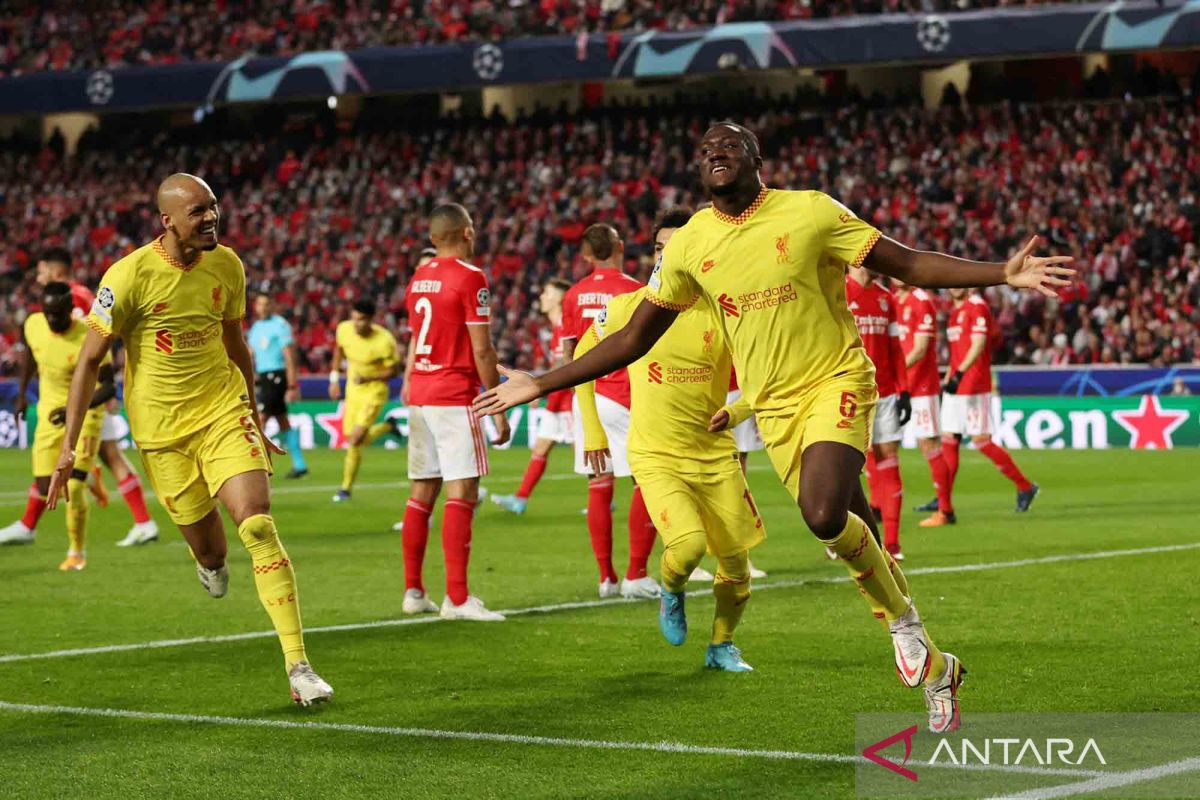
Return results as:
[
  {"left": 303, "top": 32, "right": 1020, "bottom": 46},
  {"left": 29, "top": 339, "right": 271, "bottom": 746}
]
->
[
  {"left": 1, "top": 541, "right": 1196, "bottom": 665},
  {"left": 987, "top": 756, "right": 1200, "bottom": 800},
  {"left": 0, "top": 700, "right": 1107, "bottom": 778}
]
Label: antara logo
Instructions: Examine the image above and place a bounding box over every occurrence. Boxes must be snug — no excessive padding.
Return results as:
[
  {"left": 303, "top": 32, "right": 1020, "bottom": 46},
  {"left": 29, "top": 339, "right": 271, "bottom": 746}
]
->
[
  {"left": 155, "top": 329, "right": 174, "bottom": 354},
  {"left": 647, "top": 362, "right": 663, "bottom": 384},
  {"left": 716, "top": 294, "right": 740, "bottom": 317}
]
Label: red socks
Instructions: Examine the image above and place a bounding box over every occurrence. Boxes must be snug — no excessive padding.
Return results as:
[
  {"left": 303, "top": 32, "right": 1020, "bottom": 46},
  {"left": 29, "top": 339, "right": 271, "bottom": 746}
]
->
[
  {"left": 875, "top": 456, "right": 903, "bottom": 549},
  {"left": 626, "top": 486, "right": 656, "bottom": 580},
  {"left": 516, "top": 454, "right": 548, "bottom": 500},
  {"left": 442, "top": 498, "right": 474, "bottom": 606},
  {"left": 118, "top": 473, "right": 152, "bottom": 524},
  {"left": 978, "top": 441, "right": 1033, "bottom": 492},
  {"left": 941, "top": 437, "right": 960, "bottom": 492},
  {"left": 864, "top": 450, "right": 880, "bottom": 509},
  {"left": 587, "top": 476, "right": 618, "bottom": 583},
  {"left": 926, "top": 450, "right": 955, "bottom": 514},
  {"left": 401, "top": 499, "right": 433, "bottom": 592},
  {"left": 21, "top": 483, "right": 46, "bottom": 530}
]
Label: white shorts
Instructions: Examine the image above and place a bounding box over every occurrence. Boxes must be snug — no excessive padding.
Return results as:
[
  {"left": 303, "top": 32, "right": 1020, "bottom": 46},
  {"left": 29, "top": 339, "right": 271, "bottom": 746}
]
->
[
  {"left": 905, "top": 394, "right": 941, "bottom": 440},
  {"left": 407, "top": 405, "right": 488, "bottom": 481},
  {"left": 871, "top": 393, "right": 904, "bottom": 445},
  {"left": 534, "top": 409, "right": 574, "bottom": 445},
  {"left": 573, "top": 394, "right": 631, "bottom": 478},
  {"left": 941, "top": 392, "right": 993, "bottom": 437},
  {"left": 725, "top": 390, "right": 764, "bottom": 453},
  {"left": 100, "top": 411, "right": 129, "bottom": 442}
]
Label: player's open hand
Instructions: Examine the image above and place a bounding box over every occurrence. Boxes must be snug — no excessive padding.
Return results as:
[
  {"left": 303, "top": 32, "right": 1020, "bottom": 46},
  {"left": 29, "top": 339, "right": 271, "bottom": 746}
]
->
[
  {"left": 285, "top": 386, "right": 299, "bottom": 404},
  {"left": 708, "top": 408, "right": 732, "bottom": 433},
  {"left": 584, "top": 448, "right": 610, "bottom": 474},
  {"left": 45, "top": 445, "right": 76, "bottom": 511},
  {"left": 253, "top": 412, "right": 287, "bottom": 459},
  {"left": 1005, "top": 235, "right": 1075, "bottom": 298},
  {"left": 490, "top": 413, "right": 512, "bottom": 446},
  {"left": 473, "top": 366, "right": 540, "bottom": 416}
]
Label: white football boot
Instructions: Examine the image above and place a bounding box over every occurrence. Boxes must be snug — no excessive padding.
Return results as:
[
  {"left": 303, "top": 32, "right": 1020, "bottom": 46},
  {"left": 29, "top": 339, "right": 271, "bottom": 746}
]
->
[
  {"left": 924, "top": 653, "right": 966, "bottom": 733},
  {"left": 748, "top": 560, "right": 767, "bottom": 579},
  {"left": 116, "top": 520, "right": 159, "bottom": 547},
  {"left": 688, "top": 567, "right": 715, "bottom": 582},
  {"left": 440, "top": 595, "right": 505, "bottom": 621},
  {"left": 288, "top": 661, "right": 334, "bottom": 706},
  {"left": 598, "top": 579, "right": 620, "bottom": 598},
  {"left": 0, "top": 520, "right": 35, "bottom": 545},
  {"left": 402, "top": 588, "right": 439, "bottom": 615},
  {"left": 889, "top": 603, "right": 932, "bottom": 688},
  {"left": 620, "top": 576, "right": 662, "bottom": 599},
  {"left": 196, "top": 563, "right": 230, "bottom": 598}
]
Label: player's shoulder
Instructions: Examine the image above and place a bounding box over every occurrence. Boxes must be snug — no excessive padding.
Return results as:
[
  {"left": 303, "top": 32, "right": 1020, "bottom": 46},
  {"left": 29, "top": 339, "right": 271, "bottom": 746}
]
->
[
  {"left": 23, "top": 311, "right": 46, "bottom": 338},
  {"left": 371, "top": 322, "right": 396, "bottom": 341},
  {"left": 911, "top": 287, "right": 932, "bottom": 303},
  {"left": 967, "top": 294, "right": 990, "bottom": 310},
  {"left": 105, "top": 240, "right": 158, "bottom": 280},
  {"left": 336, "top": 320, "right": 352, "bottom": 336},
  {"left": 608, "top": 287, "right": 646, "bottom": 314},
  {"left": 615, "top": 271, "right": 643, "bottom": 290}
]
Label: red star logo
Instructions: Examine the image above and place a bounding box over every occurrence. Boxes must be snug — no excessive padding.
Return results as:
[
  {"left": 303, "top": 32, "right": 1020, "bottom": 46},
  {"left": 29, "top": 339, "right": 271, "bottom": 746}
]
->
[
  {"left": 316, "top": 402, "right": 348, "bottom": 449},
  {"left": 1112, "top": 395, "right": 1189, "bottom": 450}
]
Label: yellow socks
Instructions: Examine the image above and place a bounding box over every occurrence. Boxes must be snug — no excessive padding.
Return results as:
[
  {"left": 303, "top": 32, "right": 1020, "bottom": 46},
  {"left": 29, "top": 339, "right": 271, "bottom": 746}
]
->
[
  {"left": 341, "top": 445, "right": 362, "bottom": 492},
  {"left": 237, "top": 514, "right": 306, "bottom": 668},
  {"left": 823, "top": 511, "right": 909, "bottom": 620},
  {"left": 712, "top": 552, "right": 751, "bottom": 645},
  {"left": 660, "top": 533, "right": 707, "bottom": 594},
  {"left": 65, "top": 477, "right": 88, "bottom": 555}
]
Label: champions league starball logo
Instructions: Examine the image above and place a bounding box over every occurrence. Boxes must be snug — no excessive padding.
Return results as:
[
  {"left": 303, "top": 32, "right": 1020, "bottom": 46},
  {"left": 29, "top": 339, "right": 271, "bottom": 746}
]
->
[
  {"left": 86, "top": 70, "right": 115, "bottom": 105},
  {"left": 472, "top": 44, "right": 504, "bottom": 81},
  {"left": 916, "top": 16, "right": 951, "bottom": 53}
]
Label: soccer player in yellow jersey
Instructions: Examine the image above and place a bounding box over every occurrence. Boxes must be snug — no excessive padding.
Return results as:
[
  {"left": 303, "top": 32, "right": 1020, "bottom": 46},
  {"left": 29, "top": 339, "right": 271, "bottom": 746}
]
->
[
  {"left": 9, "top": 283, "right": 116, "bottom": 569},
  {"left": 574, "top": 207, "right": 764, "bottom": 671},
  {"left": 475, "top": 123, "right": 1074, "bottom": 733},
  {"left": 328, "top": 298, "right": 401, "bottom": 501},
  {"left": 46, "top": 173, "right": 333, "bottom": 706}
]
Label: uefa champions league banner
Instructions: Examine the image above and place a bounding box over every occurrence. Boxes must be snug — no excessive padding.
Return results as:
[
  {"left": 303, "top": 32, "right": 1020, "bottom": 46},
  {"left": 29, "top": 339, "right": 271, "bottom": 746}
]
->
[
  {"left": 995, "top": 366, "right": 1200, "bottom": 397},
  {"left": 3, "top": 1, "right": 1199, "bottom": 115}
]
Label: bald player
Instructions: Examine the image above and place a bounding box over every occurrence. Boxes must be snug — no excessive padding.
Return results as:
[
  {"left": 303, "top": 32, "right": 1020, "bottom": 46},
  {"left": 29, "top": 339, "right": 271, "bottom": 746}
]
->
[{"left": 47, "top": 173, "right": 333, "bottom": 706}]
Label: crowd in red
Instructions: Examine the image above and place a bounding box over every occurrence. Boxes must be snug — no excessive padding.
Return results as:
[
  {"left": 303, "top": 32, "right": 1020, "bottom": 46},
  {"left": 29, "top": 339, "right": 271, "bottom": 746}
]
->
[
  {"left": 1, "top": 88, "right": 1197, "bottom": 377},
  {"left": 2, "top": 0, "right": 1082, "bottom": 76}
]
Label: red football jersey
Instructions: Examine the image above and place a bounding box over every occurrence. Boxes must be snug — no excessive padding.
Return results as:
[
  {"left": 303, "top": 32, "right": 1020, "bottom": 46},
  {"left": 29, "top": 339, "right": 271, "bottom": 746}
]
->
[
  {"left": 898, "top": 287, "right": 940, "bottom": 397},
  {"left": 561, "top": 267, "right": 642, "bottom": 408},
  {"left": 947, "top": 294, "right": 993, "bottom": 395},
  {"left": 70, "top": 281, "right": 95, "bottom": 319},
  {"left": 846, "top": 277, "right": 907, "bottom": 398},
  {"left": 545, "top": 324, "right": 573, "bottom": 413},
  {"left": 405, "top": 256, "right": 491, "bottom": 405}
]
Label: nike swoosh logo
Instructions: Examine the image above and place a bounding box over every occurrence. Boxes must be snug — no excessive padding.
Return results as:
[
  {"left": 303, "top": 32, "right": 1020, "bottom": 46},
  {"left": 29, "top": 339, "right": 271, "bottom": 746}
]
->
[{"left": 897, "top": 648, "right": 921, "bottom": 680}]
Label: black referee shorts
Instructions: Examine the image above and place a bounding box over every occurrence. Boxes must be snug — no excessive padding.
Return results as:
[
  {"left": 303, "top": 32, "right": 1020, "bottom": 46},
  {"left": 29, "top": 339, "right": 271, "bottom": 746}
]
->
[{"left": 256, "top": 370, "right": 289, "bottom": 417}]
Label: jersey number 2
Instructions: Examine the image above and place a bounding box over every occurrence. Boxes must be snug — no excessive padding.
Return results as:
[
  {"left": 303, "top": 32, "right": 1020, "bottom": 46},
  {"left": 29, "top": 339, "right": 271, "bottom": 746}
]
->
[{"left": 413, "top": 297, "right": 433, "bottom": 356}]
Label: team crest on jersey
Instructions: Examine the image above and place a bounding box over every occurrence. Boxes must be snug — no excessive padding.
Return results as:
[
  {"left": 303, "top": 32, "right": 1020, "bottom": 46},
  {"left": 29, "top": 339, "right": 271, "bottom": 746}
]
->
[
  {"left": 880, "top": 298, "right": 888, "bottom": 312},
  {"left": 211, "top": 286, "right": 222, "bottom": 311},
  {"left": 775, "top": 234, "right": 790, "bottom": 264},
  {"left": 702, "top": 329, "right": 715, "bottom": 353}
]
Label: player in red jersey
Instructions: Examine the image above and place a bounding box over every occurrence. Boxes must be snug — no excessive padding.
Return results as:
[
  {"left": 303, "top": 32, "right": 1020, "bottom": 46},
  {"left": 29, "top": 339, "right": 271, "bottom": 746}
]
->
[
  {"left": 896, "top": 283, "right": 957, "bottom": 527},
  {"left": 941, "top": 289, "right": 1039, "bottom": 512},
  {"left": 0, "top": 248, "right": 158, "bottom": 547},
  {"left": 492, "top": 278, "right": 575, "bottom": 515},
  {"left": 398, "top": 204, "right": 510, "bottom": 622},
  {"left": 560, "top": 224, "right": 659, "bottom": 600},
  {"left": 847, "top": 265, "right": 911, "bottom": 560}
]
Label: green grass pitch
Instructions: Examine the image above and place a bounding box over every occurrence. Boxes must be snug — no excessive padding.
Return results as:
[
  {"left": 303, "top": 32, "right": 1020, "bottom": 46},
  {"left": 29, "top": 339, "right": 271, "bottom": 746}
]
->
[{"left": 0, "top": 446, "right": 1196, "bottom": 799}]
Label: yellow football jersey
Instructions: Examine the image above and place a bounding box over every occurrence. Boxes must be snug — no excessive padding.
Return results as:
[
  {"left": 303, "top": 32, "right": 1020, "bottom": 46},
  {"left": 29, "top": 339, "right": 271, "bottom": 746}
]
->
[
  {"left": 648, "top": 188, "right": 880, "bottom": 414},
  {"left": 23, "top": 313, "right": 111, "bottom": 424},
  {"left": 86, "top": 236, "right": 249, "bottom": 448},
  {"left": 336, "top": 321, "right": 397, "bottom": 403},
  {"left": 593, "top": 287, "right": 736, "bottom": 468}
]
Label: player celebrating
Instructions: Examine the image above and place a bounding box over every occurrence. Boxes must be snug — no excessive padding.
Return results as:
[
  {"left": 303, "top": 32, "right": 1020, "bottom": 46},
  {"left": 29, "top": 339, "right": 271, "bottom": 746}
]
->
[
  {"left": 492, "top": 278, "right": 575, "bottom": 514},
  {"left": 249, "top": 293, "right": 307, "bottom": 479},
  {"left": 941, "top": 288, "right": 1039, "bottom": 511},
  {"left": 398, "top": 203, "right": 510, "bottom": 621},
  {"left": 328, "top": 299, "right": 401, "bottom": 502},
  {"left": 896, "top": 283, "right": 957, "bottom": 526},
  {"left": 0, "top": 248, "right": 159, "bottom": 548},
  {"left": 474, "top": 123, "right": 1073, "bottom": 732},
  {"left": 847, "top": 264, "right": 911, "bottom": 559},
  {"left": 560, "top": 224, "right": 659, "bottom": 600},
  {"left": 575, "top": 207, "right": 764, "bottom": 671},
  {"left": 46, "top": 173, "right": 332, "bottom": 705},
  {"left": 1, "top": 283, "right": 116, "bottom": 567}
]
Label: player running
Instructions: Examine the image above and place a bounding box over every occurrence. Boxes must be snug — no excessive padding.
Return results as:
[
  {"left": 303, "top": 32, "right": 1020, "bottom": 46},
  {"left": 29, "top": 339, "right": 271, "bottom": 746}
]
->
[
  {"left": 940, "top": 288, "right": 1039, "bottom": 512},
  {"left": 474, "top": 123, "right": 1073, "bottom": 733},
  {"left": 46, "top": 173, "right": 332, "bottom": 705},
  {"left": 249, "top": 293, "right": 308, "bottom": 479},
  {"left": 492, "top": 278, "right": 575, "bottom": 514},
  {"left": 397, "top": 203, "right": 510, "bottom": 621},
  {"left": 559, "top": 224, "right": 659, "bottom": 600},
  {"left": 1, "top": 283, "right": 116, "bottom": 567},
  {"left": 0, "top": 248, "right": 159, "bottom": 548},
  {"left": 896, "top": 283, "right": 957, "bottom": 526},
  {"left": 847, "top": 265, "right": 911, "bottom": 560},
  {"left": 575, "top": 207, "right": 764, "bottom": 671},
  {"left": 329, "top": 299, "right": 401, "bottom": 502}
]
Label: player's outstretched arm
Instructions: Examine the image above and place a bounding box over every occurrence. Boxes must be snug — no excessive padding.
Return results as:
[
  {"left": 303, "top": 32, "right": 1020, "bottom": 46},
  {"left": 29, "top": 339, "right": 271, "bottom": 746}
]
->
[
  {"left": 473, "top": 299, "right": 677, "bottom": 415},
  {"left": 46, "top": 328, "right": 109, "bottom": 508},
  {"left": 468, "top": 323, "right": 511, "bottom": 445},
  {"left": 866, "top": 235, "right": 1075, "bottom": 298},
  {"left": 223, "top": 320, "right": 286, "bottom": 457}
]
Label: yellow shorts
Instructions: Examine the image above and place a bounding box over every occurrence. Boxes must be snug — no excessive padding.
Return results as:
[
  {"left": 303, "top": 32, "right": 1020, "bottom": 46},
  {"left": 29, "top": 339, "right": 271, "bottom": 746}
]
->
[
  {"left": 633, "top": 457, "right": 765, "bottom": 558},
  {"left": 140, "top": 407, "right": 271, "bottom": 526},
  {"left": 343, "top": 389, "right": 385, "bottom": 434},
  {"left": 756, "top": 372, "right": 877, "bottom": 503},
  {"left": 32, "top": 406, "right": 104, "bottom": 476}
]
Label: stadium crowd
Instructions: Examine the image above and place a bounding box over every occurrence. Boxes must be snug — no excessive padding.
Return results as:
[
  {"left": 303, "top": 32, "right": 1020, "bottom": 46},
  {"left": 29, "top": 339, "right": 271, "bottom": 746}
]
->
[
  {"left": 3, "top": 0, "right": 1089, "bottom": 76},
  {"left": 1, "top": 88, "right": 1198, "bottom": 376}
]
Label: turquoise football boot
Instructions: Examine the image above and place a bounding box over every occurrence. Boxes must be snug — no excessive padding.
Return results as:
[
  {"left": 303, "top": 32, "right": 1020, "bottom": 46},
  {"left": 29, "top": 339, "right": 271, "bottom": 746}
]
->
[
  {"left": 659, "top": 590, "right": 687, "bottom": 646},
  {"left": 705, "top": 642, "right": 753, "bottom": 672}
]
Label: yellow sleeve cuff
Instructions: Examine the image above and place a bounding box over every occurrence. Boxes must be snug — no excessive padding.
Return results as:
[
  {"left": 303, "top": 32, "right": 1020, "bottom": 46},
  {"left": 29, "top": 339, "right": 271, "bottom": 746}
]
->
[{"left": 721, "top": 396, "right": 753, "bottom": 429}]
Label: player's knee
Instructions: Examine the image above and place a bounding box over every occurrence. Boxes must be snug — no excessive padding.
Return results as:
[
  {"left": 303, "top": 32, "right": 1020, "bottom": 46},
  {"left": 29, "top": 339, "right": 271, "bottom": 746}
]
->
[
  {"left": 800, "top": 500, "right": 848, "bottom": 540},
  {"left": 715, "top": 553, "right": 750, "bottom": 585},
  {"left": 237, "top": 513, "right": 278, "bottom": 546},
  {"left": 662, "top": 534, "right": 706, "bottom": 575}
]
